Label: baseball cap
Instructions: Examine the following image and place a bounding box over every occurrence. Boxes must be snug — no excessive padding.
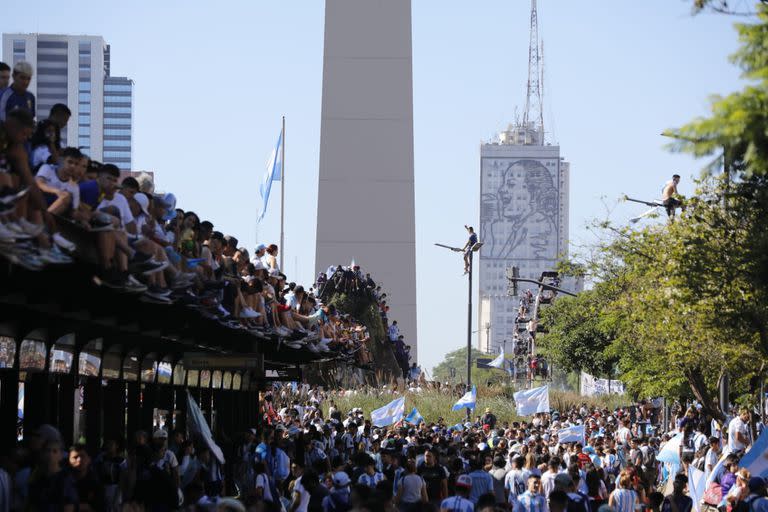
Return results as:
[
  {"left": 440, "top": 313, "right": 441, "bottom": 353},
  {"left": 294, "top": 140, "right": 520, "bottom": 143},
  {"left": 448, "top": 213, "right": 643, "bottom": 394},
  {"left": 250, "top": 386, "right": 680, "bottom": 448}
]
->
[
  {"left": 333, "top": 471, "right": 351, "bottom": 487},
  {"left": 135, "top": 192, "right": 150, "bottom": 216},
  {"left": 255, "top": 244, "right": 267, "bottom": 252},
  {"left": 456, "top": 475, "right": 473, "bottom": 488},
  {"left": 554, "top": 473, "right": 573, "bottom": 489}
]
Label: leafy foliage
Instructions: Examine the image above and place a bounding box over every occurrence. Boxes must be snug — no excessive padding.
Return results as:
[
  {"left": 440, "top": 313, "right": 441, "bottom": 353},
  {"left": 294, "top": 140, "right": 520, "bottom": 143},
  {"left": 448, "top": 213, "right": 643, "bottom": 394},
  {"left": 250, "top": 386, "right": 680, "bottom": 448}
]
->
[{"left": 431, "top": 346, "right": 510, "bottom": 386}]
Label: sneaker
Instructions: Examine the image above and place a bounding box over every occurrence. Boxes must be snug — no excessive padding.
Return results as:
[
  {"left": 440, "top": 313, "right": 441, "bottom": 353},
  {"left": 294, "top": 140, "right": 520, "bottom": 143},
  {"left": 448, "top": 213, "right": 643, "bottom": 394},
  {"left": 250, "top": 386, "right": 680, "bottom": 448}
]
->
[
  {"left": 4, "top": 222, "right": 35, "bottom": 239},
  {"left": 94, "top": 269, "right": 125, "bottom": 289},
  {"left": 16, "top": 218, "right": 45, "bottom": 237},
  {"left": 52, "top": 232, "right": 76, "bottom": 252},
  {"left": 240, "top": 307, "right": 261, "bottom": 319},
  {"left": 89, "top": 213, "right": 114, "bottom": 231},
  {"left": 143, "top": 289, "right": 172, "bottom": 303},
  {"left": 148, "top": 285, "right": 172, "bottom": 296},
  {"left": 37, "top": 246, "right": 73, "bottom": 265},
  {"left": 0, "top": 223, "right": 16, "bottom": 243},
  {"left": 7, "top": 250, "right": 46, "bottom": 271},
  {"left": 129, "top": 257, "right": 168, "bottom": 276},
  {"left": 0, "top": 187, "right": 29, "bottom": 205},
  {"left": 123, "top": 275, "right": 148, "bottom": 294}
]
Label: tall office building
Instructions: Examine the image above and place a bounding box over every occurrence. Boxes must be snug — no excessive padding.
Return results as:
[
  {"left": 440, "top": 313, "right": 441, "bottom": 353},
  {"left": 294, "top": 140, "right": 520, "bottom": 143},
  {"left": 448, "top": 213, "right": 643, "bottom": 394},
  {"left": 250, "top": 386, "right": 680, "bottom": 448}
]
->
[
  {"left": 315, "top": 0, "right": 418, "bottom": 358},
  {"left": 2, "top": 34, "right": 133, "bottom": 169},
  {"left": 477, "top": 124, "right": 570, "bottom": 353}
]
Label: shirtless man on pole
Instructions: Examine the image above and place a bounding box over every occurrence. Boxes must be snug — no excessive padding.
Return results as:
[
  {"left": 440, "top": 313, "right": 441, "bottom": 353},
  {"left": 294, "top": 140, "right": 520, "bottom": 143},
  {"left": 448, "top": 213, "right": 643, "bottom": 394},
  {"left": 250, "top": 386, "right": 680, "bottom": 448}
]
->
[
  {"left": 462, "top": 225, "right": 477, "bottom": 275},
  {"left": 662, "top": 174, "right": 683, "bottom": 219}
]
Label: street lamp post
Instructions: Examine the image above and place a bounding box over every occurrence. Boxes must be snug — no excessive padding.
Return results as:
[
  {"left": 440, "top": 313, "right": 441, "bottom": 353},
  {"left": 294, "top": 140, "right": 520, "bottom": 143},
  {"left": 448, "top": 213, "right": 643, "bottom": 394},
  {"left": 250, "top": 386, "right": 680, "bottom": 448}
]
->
[{"left": 435, "top": 238, "right": 483, "bottom": 419}]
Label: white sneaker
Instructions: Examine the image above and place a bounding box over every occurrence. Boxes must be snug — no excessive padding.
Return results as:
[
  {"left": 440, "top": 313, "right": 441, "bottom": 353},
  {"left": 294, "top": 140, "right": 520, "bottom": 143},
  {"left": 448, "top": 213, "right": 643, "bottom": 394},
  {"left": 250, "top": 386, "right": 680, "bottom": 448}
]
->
[
  {"left": 17, "top": 218, "right": 45, "bottom": 237},
  {"left": 0, "top": 223, "right": 16, "bottom": 242},
  {"left": 4, "top": 222, "right": 34, "bottom": 239},
  {"left": 240, "top": 307, "right": 261, "bottom": 319},
  {"left": 52, "top": 232, "right": 76, "bottom": 252},
  {"left": 37, "top": 246, "right": 73, "bottom": 265}
]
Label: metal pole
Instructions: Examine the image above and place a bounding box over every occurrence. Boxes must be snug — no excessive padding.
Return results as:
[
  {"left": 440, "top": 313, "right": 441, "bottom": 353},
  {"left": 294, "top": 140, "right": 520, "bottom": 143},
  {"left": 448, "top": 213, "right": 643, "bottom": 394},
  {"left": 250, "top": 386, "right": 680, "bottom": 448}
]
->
[
  {"left": 279, "top": 115, "right": 286, "bottom": 270},
  {"left": 466, "top": 250, "right": 473, "bottom": 420}
]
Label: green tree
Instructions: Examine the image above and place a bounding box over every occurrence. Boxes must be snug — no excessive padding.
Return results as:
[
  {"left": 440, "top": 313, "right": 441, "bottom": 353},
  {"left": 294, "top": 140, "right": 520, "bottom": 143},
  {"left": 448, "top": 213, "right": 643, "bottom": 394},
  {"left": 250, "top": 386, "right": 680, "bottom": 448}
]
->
[{"left": 432, "top": 346, "right": 509, "bottom": 386}]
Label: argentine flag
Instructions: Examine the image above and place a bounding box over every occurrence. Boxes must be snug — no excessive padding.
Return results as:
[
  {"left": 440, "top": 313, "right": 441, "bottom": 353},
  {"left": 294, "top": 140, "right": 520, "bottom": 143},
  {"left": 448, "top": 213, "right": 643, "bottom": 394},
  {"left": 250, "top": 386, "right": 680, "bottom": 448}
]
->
[
  {"left": 370, "top": 396, "right": 406, "bottom": 427},
  {"left": 557, "top": 424, "right": 585, "bottom": 444},
  {"left": 656, "top": 432, "right": 683, "bottom": 464},
  {"left": 513, "top": 385, "right": 550, "bottom": 416},
  {"left": 405, "top": 407, "right": 425, "bottom": 425},
  {"left": 488, "top": 348, "right": 506, "bottom": 370},
  {"left": 257, "top": 126, "right": 284, "bottom": 223},
  {"left": 452, "top": 385, "right": 477, "bottom": 411}
]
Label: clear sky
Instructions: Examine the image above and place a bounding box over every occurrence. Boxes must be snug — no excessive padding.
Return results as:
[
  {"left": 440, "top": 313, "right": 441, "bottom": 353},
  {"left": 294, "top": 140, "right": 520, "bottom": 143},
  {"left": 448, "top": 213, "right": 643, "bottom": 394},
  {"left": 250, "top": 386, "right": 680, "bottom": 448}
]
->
[{"left": 3, "top": 1, "right": 746, "bottom": 373}]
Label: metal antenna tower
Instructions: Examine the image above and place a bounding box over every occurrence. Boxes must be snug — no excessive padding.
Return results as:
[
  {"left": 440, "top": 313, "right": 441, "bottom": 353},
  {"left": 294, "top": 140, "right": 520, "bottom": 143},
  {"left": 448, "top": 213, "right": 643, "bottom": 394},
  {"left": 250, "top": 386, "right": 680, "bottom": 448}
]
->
[{"left": 522, "top": 0, "right": 544, "bottom": 142}]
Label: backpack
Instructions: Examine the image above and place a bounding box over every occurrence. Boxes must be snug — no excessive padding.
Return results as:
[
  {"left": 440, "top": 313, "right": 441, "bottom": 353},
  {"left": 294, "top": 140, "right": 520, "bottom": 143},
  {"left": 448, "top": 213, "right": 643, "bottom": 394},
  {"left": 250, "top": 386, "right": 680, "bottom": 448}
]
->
[{"left": 642, "top": 446, "right": 656, "bottom": 469}]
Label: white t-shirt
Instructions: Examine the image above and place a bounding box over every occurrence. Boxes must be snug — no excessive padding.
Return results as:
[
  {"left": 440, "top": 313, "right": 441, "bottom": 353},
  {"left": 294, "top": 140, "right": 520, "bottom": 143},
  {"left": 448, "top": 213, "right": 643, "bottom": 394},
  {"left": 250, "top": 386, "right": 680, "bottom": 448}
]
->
[
  {"left": 728, "top": 416, "right": 749, "bottom": 452},
  {"left": 99, "top": 193, "right": 134, "bottom": 228},
  {"left": 36, "top": 164, "right": 80, "bottom": 209},
  {"left": 255, "top": 473, "right": 273, "bottom": 503},
  {"left": 293, "top": 476, "right": 310, "bottom": 512}
]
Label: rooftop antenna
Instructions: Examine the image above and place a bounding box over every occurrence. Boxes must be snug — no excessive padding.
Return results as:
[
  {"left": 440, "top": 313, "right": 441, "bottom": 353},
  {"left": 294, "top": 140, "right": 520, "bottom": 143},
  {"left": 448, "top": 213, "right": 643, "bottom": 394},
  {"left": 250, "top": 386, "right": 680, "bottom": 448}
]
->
[{"left": 522, "top": 0, "right": 544, "bottom": 144}]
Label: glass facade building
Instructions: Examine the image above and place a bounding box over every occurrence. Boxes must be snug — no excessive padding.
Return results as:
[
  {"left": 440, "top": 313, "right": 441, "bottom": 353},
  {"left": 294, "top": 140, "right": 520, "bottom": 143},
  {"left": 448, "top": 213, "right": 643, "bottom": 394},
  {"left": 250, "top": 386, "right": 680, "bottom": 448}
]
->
[{"left": 2, "top": 34, "right": 133, "bottom": 168}]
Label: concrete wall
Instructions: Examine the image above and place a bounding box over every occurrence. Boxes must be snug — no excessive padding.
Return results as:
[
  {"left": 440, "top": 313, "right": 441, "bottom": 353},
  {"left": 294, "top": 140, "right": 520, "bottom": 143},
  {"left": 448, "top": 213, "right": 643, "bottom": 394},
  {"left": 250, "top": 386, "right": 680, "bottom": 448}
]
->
[{"left": 315, "top": 0, "right": 418, "bottom": 359}]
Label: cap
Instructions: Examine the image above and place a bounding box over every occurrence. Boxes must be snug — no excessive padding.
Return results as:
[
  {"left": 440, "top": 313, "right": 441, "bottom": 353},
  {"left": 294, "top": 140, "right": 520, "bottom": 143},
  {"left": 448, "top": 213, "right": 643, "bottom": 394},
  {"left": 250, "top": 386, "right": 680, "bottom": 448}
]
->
[
  {"left": 255, "top": 244, "right": 267, "bottom": 252},
  {"left": 332, "top": 471, "right": 351, "bottom": 487},
  {"left": 135, "top": 193, "right": 150, "bottom": 216},
  {"left": 152, "top": 429, "right": 168, "bottom": 439},
  {"left": 456, "top": 475, "right": 473, "bottom": 488}
]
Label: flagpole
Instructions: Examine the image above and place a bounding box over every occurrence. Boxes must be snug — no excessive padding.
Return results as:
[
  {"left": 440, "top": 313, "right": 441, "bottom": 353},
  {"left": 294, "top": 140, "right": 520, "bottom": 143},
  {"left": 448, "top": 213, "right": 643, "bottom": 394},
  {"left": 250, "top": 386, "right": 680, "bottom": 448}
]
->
[{"left": 280, "top": 115, "right": 285, "bottom": 270}]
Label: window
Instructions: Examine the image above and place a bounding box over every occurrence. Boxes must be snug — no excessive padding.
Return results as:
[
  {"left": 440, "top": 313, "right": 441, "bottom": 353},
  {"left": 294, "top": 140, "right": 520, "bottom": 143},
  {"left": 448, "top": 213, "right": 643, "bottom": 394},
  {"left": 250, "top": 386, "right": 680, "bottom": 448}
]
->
[
  {"left": 20, "top": 339, "right": 46, "bottom": 370},
  {"left": 79, "top": 103, "right": 91, "bottom": 113},
  {"left": 104, "top": 128, "right": 131, "bottom": 136},
  {"left": 104, "top": 118, "right": 131, "bottom": 125},
  {"left": 78, "top": 126, "right": 90, "bottom": 136},
  {"left": 105, "top": 84, "right": 132, "bottom": 93},
  {"left": 79, "top": 41, "right": 91, "bottom": 53},
  {"left": 78, "top": 137, "right": 90, "bottom": 147},
  {"left": 104, "top": 151, "right": 131, "bottom": 159},
  {"left": 79, "top": 81, "right": 91, "bottom": 92},
  {"left": 0, "top": 336, "right": 16, "bottom": 369},
  {"left": 104, "top": 107, "right": 132, "bottom": 114},
  {"left": 78, "top": 114, "right": 90, "bottom": 125},
  {"left": 78, "top": 92, "right": 91, "bottom": 102}
]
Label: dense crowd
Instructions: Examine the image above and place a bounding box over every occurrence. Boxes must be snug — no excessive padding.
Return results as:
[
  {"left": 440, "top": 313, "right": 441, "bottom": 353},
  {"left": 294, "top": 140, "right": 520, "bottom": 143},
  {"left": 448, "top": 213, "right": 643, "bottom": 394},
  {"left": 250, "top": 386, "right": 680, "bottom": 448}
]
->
[{"left": 5, "top": 384, "right": 766, "bottom": 512}]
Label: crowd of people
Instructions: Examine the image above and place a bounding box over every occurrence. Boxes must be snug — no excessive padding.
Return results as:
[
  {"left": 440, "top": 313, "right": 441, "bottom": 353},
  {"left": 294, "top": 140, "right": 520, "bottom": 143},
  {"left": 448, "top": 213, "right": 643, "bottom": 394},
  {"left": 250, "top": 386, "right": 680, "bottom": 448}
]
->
[
  {"left": 0, "top": 59, "right": 390, "bottom": 364},
  {"left": 6, "top": 383, "right": 765, "bottom": 512}
]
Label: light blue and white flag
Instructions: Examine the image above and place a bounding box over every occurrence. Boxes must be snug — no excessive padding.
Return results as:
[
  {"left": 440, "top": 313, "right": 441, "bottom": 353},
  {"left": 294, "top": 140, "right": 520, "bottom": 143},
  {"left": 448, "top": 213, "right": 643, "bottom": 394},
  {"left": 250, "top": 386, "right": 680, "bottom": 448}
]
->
[
  {"left": 513, "top": 385, "right": 550, "bottom": 416},
  {"left": 371, "top": 396, "right": 405, "bottom": 427},
  {"left": 257, "top": 127, "right": 283, "bottom": 222},
  {"left": 451, "top": 423, "right": 465, "bottom": 431},
  {"left": 657, "top": 432, "right": 683, "bottom": 464},
  {"left": 688, "top": 466, "right": 707, "bottom": 512},
  {"left": 452, "top": 385, "right": 477, "bottom": 411},
  {"left": 740, "top": 428, "right": 768, "bottom": 479},
  {"left": 405, "top": 407, "right": 424, "bottom": 425},
  {"left": 187, "top": 390, "right": 225, "bottom": 464},
  {"left": 557, "top": 424, "right": 585, "bottom": 444},
  {"left": 488, "top": 348, "right": 506, "bottom": 370}
]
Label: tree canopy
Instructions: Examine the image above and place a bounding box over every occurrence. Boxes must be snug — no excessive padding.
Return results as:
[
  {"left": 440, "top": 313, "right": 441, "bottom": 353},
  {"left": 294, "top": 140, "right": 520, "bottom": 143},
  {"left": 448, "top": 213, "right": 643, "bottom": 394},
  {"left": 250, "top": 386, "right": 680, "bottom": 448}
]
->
[{"left": 539, "top": 7, "right": 768, "bottom": 419}]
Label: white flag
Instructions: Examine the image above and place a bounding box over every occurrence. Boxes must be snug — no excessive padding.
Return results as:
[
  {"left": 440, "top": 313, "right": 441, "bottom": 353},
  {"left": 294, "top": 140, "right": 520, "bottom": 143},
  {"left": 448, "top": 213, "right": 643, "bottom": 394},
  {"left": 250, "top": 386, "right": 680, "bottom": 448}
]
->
[{"left": 513, "top": 385, "right": 550, "bottom": 416}]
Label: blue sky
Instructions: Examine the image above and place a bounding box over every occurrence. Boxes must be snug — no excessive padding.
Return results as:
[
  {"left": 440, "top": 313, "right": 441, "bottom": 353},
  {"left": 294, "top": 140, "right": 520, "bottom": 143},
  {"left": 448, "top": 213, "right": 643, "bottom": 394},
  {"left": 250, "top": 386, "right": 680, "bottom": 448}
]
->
[{"left": 3, "top": 1, "right": 746, "bottom": 373}]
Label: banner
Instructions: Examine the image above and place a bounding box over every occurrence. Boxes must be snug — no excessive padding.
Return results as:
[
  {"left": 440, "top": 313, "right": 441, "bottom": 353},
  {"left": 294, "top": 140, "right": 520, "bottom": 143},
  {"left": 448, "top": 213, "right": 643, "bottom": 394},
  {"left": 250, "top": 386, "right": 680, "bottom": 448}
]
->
[
  {"left": 514, "top": 385, "right": 550, "bottom": 416},
  {"left": 580, "top": 372, "right": 625, "bottom": 396},
  {"left": 452, "top": 386, "right": 477, "bottom": 411}
]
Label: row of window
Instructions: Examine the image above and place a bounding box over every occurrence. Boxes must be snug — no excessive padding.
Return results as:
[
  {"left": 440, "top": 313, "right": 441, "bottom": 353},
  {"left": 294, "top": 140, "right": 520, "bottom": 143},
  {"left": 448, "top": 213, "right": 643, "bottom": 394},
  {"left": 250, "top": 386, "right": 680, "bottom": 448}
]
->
[
  {"left": 104, "top": 151, "right": 131, "bottom": 158},
  {"left": 104, "top": 107, "right": 131, "bottom": 114},
  {"left": 105, "top": 84, "right": 133, "bottom": 93},
  {"left": 104, "top": 129, "right": 131, "bottom": 136}
]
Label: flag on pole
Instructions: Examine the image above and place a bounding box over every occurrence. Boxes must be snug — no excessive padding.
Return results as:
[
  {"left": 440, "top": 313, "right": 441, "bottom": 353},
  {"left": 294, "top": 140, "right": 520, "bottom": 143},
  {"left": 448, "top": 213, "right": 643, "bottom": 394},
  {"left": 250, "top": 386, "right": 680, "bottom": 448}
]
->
[
  {"left": 656, "top": 432, "right": 683, "bottom": 464},
  {"left": 488, "top": 348, "right": 506, "bottom": 370},
  {"left": 688, "top": 466, "right": 707, "bottom": 512},
  {"left": 557, "top": 424, "right": 585, "bottom": 444},
  {"left": 370, "top": 397, "right": 406, "bottom": 427},
  {"left": 187, "top": 390, "right": 225, "bottom": 464},
  {"left": 405, "top": 407, "right": 424, "bottom": 425},
  {"left": 257, "top": 127, "right": 284, "bottom": 222},
  {"left": 513, "top": 385, "right": 550, "bottom": 415},
  {"left": 452, "top": 386, "right": 477, "bottom": 411}
]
